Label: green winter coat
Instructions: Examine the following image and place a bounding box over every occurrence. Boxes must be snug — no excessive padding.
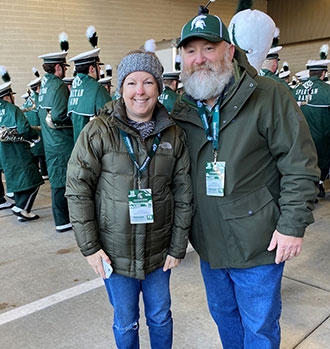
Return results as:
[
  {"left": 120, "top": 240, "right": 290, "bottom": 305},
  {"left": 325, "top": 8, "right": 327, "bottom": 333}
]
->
[
  {"left": 67, "top": 73, "right": 112, "bottom": 143},
  {"left": 293, "top": 76, "right": 330, "bottom": 171},
  {"left": 66, "top": 99, "right": 192, "bottom": 279},
  {"left": 158, "top": 86, "right": 180, "bottom": 113},
  {"left": 171, "top": 49, "right": 320, "bottom": 269},
  {"left": 22, "top": 92, "right": 45, "bottom": 157},
  {"left": 0, "top": 100, "right": 44, "bottom": 192},
  {"left": 38, "top": 73, "right": 74, "bottom": 188}
]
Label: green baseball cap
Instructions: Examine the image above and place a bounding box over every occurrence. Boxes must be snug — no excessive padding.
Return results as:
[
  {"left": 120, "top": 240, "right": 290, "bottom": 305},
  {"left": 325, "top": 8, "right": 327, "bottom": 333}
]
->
[{"left": 177, "top": 14, "right": 231, "bottom": 48}]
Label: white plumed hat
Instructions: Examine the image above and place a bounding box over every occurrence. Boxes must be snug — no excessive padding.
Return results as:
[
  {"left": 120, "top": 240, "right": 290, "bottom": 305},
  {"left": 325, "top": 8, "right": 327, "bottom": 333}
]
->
[{"left": 228, "top": 9, "right": 276, "bottom": 71}]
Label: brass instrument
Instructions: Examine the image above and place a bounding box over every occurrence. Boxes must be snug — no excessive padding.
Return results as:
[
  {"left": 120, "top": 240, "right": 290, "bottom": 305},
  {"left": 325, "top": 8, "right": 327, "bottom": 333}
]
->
[
  {"left": 45, "top": 110, "right": 73, "bottom": 129},
  {"left": 0, "top": 125, "right": 35, "bottom": 147}
]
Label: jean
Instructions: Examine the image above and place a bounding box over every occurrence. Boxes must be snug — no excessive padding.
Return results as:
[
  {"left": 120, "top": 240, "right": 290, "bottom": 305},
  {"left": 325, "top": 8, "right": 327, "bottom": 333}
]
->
[
  {"left": 104, "top": 267, "right": 173, "bottom": 349},
  {"left": 200, "top": 259, "right": 284, "bottom": 349}
]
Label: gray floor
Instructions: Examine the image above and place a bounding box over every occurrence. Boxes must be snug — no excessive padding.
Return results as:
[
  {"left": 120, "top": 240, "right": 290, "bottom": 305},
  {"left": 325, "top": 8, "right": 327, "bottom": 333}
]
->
[{"left": 0, "top": 180, "right": 329, "bottom": 349}]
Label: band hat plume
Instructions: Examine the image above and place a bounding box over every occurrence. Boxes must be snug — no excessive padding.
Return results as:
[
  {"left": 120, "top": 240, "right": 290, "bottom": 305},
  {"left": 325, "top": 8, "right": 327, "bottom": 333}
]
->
[
  {"left": 117, "top": 39, "right": 164, "bottom": 95},
  {"left": 228, "top": 9, "right": 276, "bottom": 71}
]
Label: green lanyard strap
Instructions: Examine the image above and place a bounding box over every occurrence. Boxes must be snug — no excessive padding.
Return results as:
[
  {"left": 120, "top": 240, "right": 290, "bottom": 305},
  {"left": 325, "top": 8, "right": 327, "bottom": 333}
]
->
[
  {"left": 197, "top": 100, "right": 220, "bottom": 161},
  {"left": 120, "top": 129, "right": 162, "bottom": 188}
]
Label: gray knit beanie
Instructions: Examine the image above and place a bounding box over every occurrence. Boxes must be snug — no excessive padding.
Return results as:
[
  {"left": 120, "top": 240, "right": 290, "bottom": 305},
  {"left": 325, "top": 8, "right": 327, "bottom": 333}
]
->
[{"left": 117, "top": 50, "right": 164, "bottom": 95}]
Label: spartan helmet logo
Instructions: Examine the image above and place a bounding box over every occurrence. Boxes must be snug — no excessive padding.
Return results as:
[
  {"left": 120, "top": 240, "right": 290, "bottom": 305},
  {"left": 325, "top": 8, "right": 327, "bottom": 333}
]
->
[{"left": 191, "top": 15, "right": 207, "bottom": 31}]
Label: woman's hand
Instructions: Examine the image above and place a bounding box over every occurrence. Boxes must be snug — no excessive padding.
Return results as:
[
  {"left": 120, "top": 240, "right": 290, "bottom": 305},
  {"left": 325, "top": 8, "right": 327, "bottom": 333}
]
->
[
  {"left": 163, "top": 255, "right": 181, "bottom": 271},
  {"left": 86, "top": 250, "right": 112, "bottom": 279}
]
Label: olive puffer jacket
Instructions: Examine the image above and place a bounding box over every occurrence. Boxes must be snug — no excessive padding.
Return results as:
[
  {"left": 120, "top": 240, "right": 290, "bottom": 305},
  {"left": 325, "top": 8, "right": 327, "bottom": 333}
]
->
[{"left": 66, "top": 99, "right": 192, "bottom": 279}]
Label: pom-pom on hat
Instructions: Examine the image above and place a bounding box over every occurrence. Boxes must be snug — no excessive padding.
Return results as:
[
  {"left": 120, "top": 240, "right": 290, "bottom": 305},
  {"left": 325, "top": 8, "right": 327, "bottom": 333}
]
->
[
  {"left": 117, "top": 39, "right": 164, "bottom": 95},
  {"left": 228, "top": 8, "right": 276, "bottom": 70}
]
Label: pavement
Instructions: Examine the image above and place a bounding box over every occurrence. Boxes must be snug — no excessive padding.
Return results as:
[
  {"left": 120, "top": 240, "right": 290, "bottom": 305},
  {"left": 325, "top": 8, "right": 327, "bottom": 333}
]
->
[{"left": 0, "top": 179, "right": 330, "bottom": 349}]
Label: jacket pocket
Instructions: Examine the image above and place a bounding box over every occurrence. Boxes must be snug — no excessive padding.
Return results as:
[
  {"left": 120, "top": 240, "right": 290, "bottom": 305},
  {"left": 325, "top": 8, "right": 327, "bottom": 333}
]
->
[{"left": 219, "top": 186, "right": 280, "bottom": 262}]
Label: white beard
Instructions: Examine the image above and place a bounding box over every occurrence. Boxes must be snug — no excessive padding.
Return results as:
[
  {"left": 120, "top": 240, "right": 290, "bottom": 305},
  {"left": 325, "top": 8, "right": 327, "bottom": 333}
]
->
[{"left": 181, "top": 52, "right": 234, "bottom": 101}]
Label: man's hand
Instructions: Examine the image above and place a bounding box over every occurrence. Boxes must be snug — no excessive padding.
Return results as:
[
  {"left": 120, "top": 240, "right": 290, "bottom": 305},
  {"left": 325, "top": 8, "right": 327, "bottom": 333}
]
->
[{"left": 267, "top": 229, "right": 303, "bottom": 264}]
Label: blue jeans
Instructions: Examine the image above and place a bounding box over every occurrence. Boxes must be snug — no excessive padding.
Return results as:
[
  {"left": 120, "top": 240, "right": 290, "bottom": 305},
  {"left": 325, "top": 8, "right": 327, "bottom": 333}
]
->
[
  {"left": 103, "top": 267, "right": 173, "bottom": 349},
  {"left": 200, "top": 260, "right": 284, "bottom": 349}
]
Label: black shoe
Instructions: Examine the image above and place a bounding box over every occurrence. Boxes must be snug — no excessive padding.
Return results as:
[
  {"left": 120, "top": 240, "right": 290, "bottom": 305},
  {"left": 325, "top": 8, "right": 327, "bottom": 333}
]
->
[
  {"left": 317, "top": 183, "right": 325, "bottom": 198},
  {"left": 18, "top": 211, "right": 40, "bottom": 221}
]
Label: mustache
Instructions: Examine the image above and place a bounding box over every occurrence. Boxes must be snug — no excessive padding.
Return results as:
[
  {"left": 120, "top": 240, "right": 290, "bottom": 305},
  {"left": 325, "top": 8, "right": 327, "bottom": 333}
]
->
[{"left": 187, "top": 63, "right": 217, "bottom": 74}]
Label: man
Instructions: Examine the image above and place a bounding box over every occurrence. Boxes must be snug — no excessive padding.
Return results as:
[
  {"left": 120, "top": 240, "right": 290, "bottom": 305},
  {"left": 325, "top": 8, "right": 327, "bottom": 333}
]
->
[
  {"left": 158, "top": 72, "right": 180, "bottom": 113},
  {"left": 260, "top": 46, "right": 292, "bottom": 91},
  {"left": 293, "top": 59, "right": 330, "bottom": 198},
  {"left": 0, "top": 81, "right": 44, "bottom": 221},
  {"left": 171, "top": 9, "right": 320, "bottom": 349},
  {"left": 67, "top": 48, "right": 111, "bottom": 143},
  {"left": 38, "top": 50, "right": 74, "bottom": 233},
  {"left": 22, "top": 77, "right": 48, "bottom": 180}
]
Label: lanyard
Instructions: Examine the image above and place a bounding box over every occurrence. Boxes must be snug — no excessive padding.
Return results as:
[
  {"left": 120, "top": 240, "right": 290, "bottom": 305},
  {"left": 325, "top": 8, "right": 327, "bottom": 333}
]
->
[
  {"left": 197, "top": 100, "right": 220, "bottom": 162},
  {"left": 120, "top": 129, "right": 162, "bottom": 189}
]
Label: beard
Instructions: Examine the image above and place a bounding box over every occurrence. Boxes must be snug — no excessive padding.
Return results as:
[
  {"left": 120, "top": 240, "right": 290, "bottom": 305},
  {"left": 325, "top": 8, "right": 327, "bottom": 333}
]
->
[{"left": 181, "top": 50, "right": 234, "bottom": 101}]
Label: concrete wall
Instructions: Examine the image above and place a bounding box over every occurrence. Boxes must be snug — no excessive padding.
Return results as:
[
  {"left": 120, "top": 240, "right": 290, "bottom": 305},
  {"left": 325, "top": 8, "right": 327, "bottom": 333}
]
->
[{"left": 0, "top": 0, "right": 267, "bottom": 103}]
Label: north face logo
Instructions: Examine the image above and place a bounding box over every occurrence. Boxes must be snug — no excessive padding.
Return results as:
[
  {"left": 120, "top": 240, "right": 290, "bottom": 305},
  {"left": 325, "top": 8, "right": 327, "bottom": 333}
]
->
[{"left": 191, "top": 15, "right": 207, "bottom": 31}]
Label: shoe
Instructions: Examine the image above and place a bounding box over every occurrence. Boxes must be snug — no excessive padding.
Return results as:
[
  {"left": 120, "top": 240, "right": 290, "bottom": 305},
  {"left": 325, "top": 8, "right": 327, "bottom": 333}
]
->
[
  {"left": 18, "top": 210, "right": 40, "bottom": 221},
  {"left": 56, "top": 222, "right": 72, "bottom": 233},
  {"left": 6, "top": 192, "right": 14, "bottom": 198},
  {"left": 317, "top": 183, "right": 325, "bottom": 198},
  {"left": 0, "top": 200, "right": 14, "bottom": 210},
  {"left": 42, "top": 175, "right": 49, "bottom": 180},
  {"left": 17, "top": 216, "right": 27, "bottom": 222},
  {"left": 11, "top": 206, "right": 22, "bottom": 215}
]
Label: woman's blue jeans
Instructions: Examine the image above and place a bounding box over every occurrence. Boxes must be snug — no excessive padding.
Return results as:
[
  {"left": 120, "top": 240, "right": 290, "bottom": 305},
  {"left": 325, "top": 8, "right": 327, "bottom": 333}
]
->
[
  {"left": 103, "top": 267, "right": 173, "bottom": 349},
  {"left": 200, "top": 259, "right": 284, "bottom": 349}
]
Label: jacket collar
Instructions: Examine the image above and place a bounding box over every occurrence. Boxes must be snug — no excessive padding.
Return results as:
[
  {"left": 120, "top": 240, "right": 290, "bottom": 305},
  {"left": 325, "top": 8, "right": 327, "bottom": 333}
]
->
[{"left": 103, "top": 98, "right": 175, "bottom": 137}]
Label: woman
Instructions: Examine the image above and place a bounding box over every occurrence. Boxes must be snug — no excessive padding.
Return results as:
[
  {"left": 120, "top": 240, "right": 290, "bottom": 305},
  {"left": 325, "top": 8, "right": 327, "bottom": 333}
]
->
[{"left": 66, "top": 47, "right": 192, "bottom": 349}]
